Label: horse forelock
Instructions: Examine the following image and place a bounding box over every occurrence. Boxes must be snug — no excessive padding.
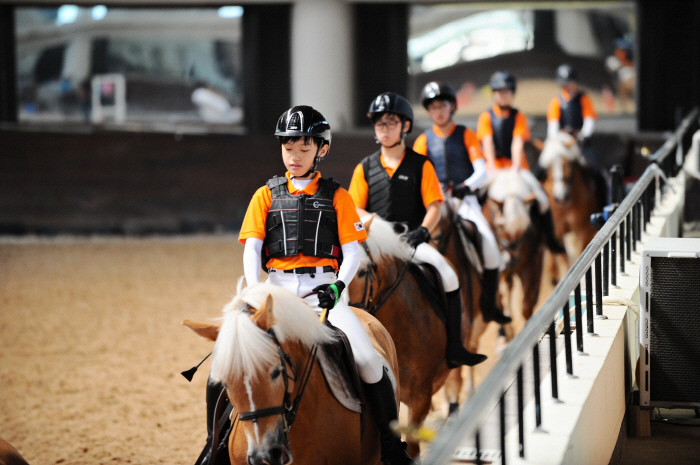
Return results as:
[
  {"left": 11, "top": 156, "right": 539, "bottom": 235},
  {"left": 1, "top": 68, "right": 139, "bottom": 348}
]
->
[
  {"left": 539, "top": 133, "right": 583, "bottom": 169},
  {"left": 210, "top": 282, "right": 336, "bottom": 385},
  {"left": 502, "top": 196, "right": 531, "bottom": 237},
  {"left": 360, "top": 215, "right": 414, "bottom": 265}
]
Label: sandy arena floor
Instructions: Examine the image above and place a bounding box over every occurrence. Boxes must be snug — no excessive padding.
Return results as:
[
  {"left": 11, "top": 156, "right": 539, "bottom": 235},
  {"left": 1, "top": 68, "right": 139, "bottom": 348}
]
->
[{"left": 0, "top": 235, "right": 520, "bottom": 465}]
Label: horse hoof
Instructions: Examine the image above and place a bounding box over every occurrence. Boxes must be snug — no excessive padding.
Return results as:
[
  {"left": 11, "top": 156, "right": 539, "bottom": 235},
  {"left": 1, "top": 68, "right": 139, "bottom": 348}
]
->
[{"left": 448, "top": 402, "right": 459, "bottom": 416}]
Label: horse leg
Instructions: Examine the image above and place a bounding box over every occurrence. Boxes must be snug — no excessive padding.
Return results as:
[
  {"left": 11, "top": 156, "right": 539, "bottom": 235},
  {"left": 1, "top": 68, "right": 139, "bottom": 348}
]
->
[
  {"left": 443, "top": 368, "right": 463, "bottom": 415},
  {"left": 406, "top": 392, "right": 434, "bottom": 458}
]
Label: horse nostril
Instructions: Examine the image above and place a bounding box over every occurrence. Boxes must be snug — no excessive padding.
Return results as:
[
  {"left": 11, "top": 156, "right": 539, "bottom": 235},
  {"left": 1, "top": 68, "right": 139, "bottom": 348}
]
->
[{"left": 265, "top": 446, "right": 290, "bottom": 465}]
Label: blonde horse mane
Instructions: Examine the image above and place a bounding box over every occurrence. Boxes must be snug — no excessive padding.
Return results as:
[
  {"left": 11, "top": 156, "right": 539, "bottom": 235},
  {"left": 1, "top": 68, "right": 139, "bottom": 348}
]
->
[
  {"left": 360, "top": 214, "right": 415, "bottom": 266},
  {"left": 487, "top": 170, "right": 535, "bottom": 237},
  {"left": 538, "top": 132, "right": 585, "bottom": 169},
  {"left": 210, "top": 280, "right": 337, "bottom": 385}
]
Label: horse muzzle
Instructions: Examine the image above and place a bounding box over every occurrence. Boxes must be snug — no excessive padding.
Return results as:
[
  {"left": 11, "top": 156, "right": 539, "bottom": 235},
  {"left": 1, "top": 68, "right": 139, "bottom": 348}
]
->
[
  {"left": 247, "top": 446, "right": 292, "bottom": 465},
  {"left": 247, "top": 426, "right": 292, "bottom": 465}
]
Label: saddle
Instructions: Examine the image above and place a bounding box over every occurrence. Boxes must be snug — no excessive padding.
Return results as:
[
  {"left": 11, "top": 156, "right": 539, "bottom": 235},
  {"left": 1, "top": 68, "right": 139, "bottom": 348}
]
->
[{"left": 409, "top": 262, "right": 447, "bottom": 326}]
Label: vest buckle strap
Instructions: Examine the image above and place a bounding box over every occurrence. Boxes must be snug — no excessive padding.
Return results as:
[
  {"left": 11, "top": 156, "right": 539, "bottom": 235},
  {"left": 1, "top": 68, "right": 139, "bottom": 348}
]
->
[{"left": 270, "top": 266, "right": 336, "bottom": 275}]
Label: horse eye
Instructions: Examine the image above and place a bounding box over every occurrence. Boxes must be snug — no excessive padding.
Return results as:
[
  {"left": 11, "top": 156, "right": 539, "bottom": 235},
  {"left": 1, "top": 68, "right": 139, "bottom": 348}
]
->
[
  {"left": 271, "top": 366, "right": 282, "bottom": 381},
  {"left": 358, "top": 269, "right": 366, "bottom": 278}
]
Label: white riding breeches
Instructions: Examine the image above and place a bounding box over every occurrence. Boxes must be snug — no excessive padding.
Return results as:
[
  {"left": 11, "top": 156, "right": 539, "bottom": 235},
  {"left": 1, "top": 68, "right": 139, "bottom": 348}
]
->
[
  {"left": 413, "top": 242, "right": 460, "bottom": 293},
  {"left": 454, "top": 195, "right": 501, "bottom": 270},
  {"left": 267, "top": 270, "right": 384, "bottom": 384}
]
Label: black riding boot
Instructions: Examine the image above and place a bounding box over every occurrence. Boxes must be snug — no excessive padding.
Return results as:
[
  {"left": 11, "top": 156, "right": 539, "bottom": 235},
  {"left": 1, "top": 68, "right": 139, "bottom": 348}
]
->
[
  {"left": 538, "top": 209, "right": 567, "bottom": 254},
  {"left": 364, "top": 370, "right": 415, "bottom": 465},
  {"left": 195, "top": 377, "right": 230, "bottom": 465},
  {"left": 480, "top": 269, "right": 511, "bottom": 324},
  {"left": 445, "top": 290, "right": 487, "bottom": 368}
]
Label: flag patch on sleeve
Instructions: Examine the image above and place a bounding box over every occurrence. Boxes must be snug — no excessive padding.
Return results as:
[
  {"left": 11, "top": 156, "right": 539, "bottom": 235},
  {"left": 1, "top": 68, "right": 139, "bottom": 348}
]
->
[{"left": 354, "top": 222, "right": 365, "bottom": 231}]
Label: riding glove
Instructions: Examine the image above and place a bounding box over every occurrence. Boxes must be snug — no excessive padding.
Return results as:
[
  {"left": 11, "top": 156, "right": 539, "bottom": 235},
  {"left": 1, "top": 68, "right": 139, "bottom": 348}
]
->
[
  {"left": 452, "top": 183, "right": 473, "bottom": 199},
  {"left": 406, "top": 226, "right": 431, "bottom": 248},
  {"left": 313, "top": 280, "right": 346, "bottom": 310}
]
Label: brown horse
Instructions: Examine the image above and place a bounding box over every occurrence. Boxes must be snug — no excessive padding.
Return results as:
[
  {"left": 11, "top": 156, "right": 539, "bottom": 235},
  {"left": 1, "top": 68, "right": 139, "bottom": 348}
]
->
[
  {"left": 539, "top": 132, "right": 605, "bottom": 262},
  {"left": 430, "top": 200, "right": 489, "bottom": 414},
  {"left": 184, "top": 282, "right": 399, "bottom": 465},
  {"left": 483, "top": 170, "right": 545, "bottom": 337},
  {"left": 347, "top": 214, "right": 458, "bottom": 457}
]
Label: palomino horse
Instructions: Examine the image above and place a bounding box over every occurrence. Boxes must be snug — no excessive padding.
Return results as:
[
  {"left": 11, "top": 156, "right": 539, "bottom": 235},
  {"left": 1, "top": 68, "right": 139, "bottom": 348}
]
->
[
  {"left": 347, "top": 215, "right": 459, "bottom": 457},
  {"left": 483, "top": 170, "right": 544, "bottom": 333},
  {"left": 430, "top": 200, "right": 489, "bottom": 414},
  {"left": 539, "top": 132, "right": 606, "bottom": 262},
  {"left": 0, "top": 439, "right": 30, "bottom": 465},
  {"left": 184, "top": 282, "right": 399, "bottom": 465}
]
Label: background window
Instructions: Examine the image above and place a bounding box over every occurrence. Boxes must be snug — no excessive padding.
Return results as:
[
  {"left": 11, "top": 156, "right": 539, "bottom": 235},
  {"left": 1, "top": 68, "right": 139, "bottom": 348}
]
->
[{"left": 16, "top": 6, "right": 244, "bottom": 128}]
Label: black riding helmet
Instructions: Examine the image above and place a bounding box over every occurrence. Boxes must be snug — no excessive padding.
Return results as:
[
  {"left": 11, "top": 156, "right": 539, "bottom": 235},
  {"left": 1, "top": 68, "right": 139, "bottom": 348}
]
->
[
  {"left": 556, "top": 64, "right": 577, "bottom": 85},
  {"left": 489, "top": 71, "right": 517, "bottom": 92},
  {"left": 275, "top": 105, "right": 331, "bottom": 176},
  {"left": 367, "top": 92, "right": 414, "bottom": 133},
  {"left": 420, "top": 82, "right": 457, "bottom": 110}
]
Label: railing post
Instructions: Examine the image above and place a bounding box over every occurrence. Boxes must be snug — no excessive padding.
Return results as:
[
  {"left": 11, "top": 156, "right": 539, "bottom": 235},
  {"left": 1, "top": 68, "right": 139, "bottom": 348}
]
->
[
  {"left": 548, "top": 322, "right": 559, "bottom": 400},
  {"left": 619, "top": 219, "right": 626, "bottom": 274},
  {"left": 500, "top": 392, "right": 506, "bottom": 465},
  {"left": 533, "top": 344, "right": 542, "bottom": 429},
  {"left": 563, "top": 302, "right": 573, "bottom": 376},
  {"left": 517, "top": 366, "right": 525, "bottom": 458},
  {"left": 586, "top": 268, "right": 596, "bottom": 334},
  {"left": 595, "top": 252, "right": 606, "bottom": 319},
  {"left": 574, "top": 284, "right": 585, "bottom": 353},
  {"left": 603, "top": 240, "right": 610, "bottom": 294}
]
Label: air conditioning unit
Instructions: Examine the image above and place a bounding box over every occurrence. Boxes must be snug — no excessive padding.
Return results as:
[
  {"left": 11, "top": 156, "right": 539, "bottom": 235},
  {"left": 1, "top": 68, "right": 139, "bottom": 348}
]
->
[{"left": 639, "top": 237, "right": 700, "bottom": 407}]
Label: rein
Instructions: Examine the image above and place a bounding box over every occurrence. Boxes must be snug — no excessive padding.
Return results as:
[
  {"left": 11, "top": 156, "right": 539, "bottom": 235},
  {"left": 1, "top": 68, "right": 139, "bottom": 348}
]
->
[{"left": 351, "top": 241, "right": 415, "bottom": 315}]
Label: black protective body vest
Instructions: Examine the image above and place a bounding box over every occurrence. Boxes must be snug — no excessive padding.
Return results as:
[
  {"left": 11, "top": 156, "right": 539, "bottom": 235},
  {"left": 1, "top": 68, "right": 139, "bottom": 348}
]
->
[
  {"left": 424, "top": 125, "right": 475, "bottom": 185},
  {"left": 361, "top": 149, "right": 427, "bottom": 231},
  {"left": 489, "top": 107, "right": 518, "bottom": 161},
  {"left": 559, "top": 93, "right": 584, "bottom": 131},
  {"left": 261, "top": 176, "right": 342, "bottom": 271}
]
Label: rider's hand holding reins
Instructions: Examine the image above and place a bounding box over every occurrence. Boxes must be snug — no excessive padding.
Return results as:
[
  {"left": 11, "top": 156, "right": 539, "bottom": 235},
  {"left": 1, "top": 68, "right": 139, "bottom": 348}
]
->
[
  {"left": 314, "top": 280, "right": 346, "bottom": 310},
  {"left": 452, "top": 183, "right": 473, "bottom": 199},
  {"left": 406, "top": 226, "right": 431, "bottom": 248}
]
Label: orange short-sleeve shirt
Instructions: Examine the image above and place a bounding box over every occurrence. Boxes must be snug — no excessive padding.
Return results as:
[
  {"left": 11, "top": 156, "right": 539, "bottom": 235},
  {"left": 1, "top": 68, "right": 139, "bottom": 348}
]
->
[
  {"left": 239, "top": 171, "right": 367, "bottom": 270},
  {"left": 348, "top": 152, "right": 443, "bottom": 211},
  {"left": 547, "top": 91, "right": 597, "bottom": 122},
  {"left": 413, "top": 123, "right": 485, "bottom": 164}
]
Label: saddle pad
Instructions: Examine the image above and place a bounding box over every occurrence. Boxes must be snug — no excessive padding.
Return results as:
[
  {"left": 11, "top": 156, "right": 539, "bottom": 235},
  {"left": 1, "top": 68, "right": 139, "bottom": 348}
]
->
[
  {"left": 409, "top": 262, "right": 447, "bottom": 325},
  {"left": 317, "top": 325, "right": 363, "bottom": 413}
]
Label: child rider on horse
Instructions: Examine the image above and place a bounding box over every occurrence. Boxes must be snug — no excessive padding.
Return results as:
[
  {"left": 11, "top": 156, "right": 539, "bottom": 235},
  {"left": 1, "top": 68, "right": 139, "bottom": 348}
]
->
[
  {"left": 477, "top": 72, "right": 567, "bottom": 254},
  {"left": 234, "top": 105, "right": 414, "bottom": 465},
  {"left": 348, "top": 92, "right": 488, "bottom": 368},
  {"left": 414, "top": 82, "right": 512, "bottom": 325}
]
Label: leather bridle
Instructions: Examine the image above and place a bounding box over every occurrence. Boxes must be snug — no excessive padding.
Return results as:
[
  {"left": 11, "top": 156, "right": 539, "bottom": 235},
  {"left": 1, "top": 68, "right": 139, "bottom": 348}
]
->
[
  {"left": 350, "top": 242, "right": 415, "bottom": 315},
  {"left": 237, "top": 327, "right": 320, "bottom": 436}
]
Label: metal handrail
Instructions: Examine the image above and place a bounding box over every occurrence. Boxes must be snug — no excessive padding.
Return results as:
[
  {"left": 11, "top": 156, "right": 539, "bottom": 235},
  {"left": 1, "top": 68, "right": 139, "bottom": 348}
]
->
[{"left": 422, "top": 108, "right": 700, "bottom": 465}]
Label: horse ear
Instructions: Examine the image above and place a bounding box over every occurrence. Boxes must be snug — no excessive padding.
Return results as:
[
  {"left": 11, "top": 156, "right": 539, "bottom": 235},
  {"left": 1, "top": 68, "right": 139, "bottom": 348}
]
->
[
  {"left": 182, "top": 319, "right": 220, "bottom": 341},
  {"left": 252, "top": 294, "right": 275, "bottom": 330},
  {"left": 363, "top": 213, "right": 376, "bottom": 231}
]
